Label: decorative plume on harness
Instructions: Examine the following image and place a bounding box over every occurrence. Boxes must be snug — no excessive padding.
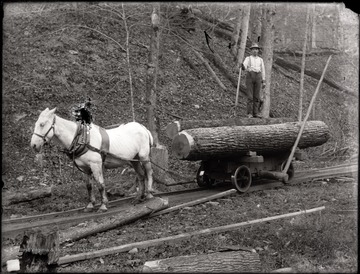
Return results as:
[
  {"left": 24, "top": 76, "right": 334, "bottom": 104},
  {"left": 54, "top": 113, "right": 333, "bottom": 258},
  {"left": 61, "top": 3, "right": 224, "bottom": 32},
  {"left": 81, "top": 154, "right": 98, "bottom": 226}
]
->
[{"left": 71, "top": 98, "right": 95, "bottom": 125}]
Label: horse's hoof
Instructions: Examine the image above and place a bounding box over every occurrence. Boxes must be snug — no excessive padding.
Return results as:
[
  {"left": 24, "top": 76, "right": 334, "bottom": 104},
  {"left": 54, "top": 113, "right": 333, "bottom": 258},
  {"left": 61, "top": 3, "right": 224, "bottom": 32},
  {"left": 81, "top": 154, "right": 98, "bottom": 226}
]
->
[
  {"left": 84, "top": 207, "right": 94, "bottom": 213},
  {"left": 132, "top": 197, "right": 145, "bottom": 205},
  {"left": 97, "top": 205, "right": 108, "bottom": 212},
  {"left": 148, "top": 188, "right": 158, "bottom": 195}
]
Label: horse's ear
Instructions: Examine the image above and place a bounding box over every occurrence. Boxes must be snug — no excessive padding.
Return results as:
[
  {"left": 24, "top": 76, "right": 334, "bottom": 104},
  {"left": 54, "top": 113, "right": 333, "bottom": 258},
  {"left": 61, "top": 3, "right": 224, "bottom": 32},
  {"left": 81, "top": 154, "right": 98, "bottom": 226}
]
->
[{"left": 50, "top": 107, "right": 57, "bottom": 114}]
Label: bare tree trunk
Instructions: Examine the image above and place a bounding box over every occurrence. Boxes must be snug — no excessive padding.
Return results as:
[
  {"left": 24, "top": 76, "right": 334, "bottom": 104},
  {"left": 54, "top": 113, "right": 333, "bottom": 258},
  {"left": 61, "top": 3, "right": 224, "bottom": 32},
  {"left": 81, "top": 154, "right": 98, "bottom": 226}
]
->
[
  {"left": 250, "top": 3, "right": 262, "bottom": 44},
  {"left": 146, "top": 4, "right": 176, "bottom": 185},
  {"left": 281, "top": 3, "right": 289, "bottom": 48},
  {"left": 299, "top": 6, "right": 311, "bottom": 122},
  {"left": 335, "top": 3, "right": 344, "bottom": 51},
  {"left": 122, "top": 4, "right": 136, "bottom": 122},
  {"left": 236, "top": 4, "right": 251, "bottom": 69},
  {"left": 259, "top": 3, "right": 266, "bottom": 48},
  {"left": 309, "top": 4, "right": 317, "bottom": 50},
  {"left": 260, "top": 4, "right": 275, "bottom": 118},
  {"left": 146, "top": 4, "right": 161, "bottom": 145},
  {"left": 230, "top": 7, "right": 242, "bottom": 57}
]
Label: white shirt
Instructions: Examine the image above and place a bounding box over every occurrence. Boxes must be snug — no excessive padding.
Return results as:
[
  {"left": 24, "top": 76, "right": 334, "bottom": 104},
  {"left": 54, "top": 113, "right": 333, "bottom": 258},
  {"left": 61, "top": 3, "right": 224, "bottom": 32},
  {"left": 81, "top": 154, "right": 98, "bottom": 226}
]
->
[{"left": 243, "top": 55, "right": 266, "bottom": 81}]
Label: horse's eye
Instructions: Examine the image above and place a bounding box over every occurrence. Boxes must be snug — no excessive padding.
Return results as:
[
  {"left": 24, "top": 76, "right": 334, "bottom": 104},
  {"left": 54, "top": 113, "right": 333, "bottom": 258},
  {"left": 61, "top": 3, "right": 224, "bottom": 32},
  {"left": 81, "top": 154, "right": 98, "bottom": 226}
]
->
[{"left": 40, "top": 123, "right": 45, "bottom": 127}]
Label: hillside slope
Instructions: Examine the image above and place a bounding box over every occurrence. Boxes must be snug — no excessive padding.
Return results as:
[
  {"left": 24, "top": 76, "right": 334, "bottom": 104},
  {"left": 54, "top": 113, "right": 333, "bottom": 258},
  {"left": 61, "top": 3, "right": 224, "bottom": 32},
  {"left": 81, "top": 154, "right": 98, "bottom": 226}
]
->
[
  {"left": 2, "top": 3, "right": 358, "bottom": 273},
  {"left": 2, "top": 3, "right": 358, "bottom": 207}
]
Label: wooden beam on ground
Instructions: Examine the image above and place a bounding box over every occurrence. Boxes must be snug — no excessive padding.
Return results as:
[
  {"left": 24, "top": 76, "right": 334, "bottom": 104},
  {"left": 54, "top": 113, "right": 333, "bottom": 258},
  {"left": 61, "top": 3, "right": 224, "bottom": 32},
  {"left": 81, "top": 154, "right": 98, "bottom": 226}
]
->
[
  {"left": 3, "top": 187, "right": 52, "bottom": 206},
  {"left": 149, "top": 189, "right": 237, "bottom": 217},
  {"left": 271, "top": 267, "right": 294, "bottom": 273},
  {"left": 57, "top": 206, "right": 325, "bottom": 265},
  {"left": 60, "top": 197, "right": 168, "bottom": 244},
  {"left": 142, "top": 250, "right": 261, "bottom": 272}
]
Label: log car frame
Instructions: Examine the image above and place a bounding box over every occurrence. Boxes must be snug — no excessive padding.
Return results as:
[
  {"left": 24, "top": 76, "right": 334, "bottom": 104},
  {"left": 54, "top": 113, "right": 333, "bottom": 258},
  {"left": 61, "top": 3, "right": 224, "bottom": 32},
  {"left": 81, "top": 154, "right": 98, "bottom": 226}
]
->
[{"left": 196, "top": 151, "right": 296, "bottom": 192}]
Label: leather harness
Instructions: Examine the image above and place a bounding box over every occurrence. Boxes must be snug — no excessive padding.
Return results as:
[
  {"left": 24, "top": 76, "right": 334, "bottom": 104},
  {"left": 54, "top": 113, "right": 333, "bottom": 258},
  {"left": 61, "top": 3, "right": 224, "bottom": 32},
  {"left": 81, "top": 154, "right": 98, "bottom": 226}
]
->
[{"left": 64, "top": 123, "right": 110, "bottom": 174}]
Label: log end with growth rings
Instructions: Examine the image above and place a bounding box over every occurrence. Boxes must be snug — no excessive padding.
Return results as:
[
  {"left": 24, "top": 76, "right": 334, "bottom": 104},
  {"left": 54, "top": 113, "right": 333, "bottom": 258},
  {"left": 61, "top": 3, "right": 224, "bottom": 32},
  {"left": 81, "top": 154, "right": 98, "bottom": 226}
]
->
[{"left": 171, "top": 131, "right": 194, "bottom": 159}]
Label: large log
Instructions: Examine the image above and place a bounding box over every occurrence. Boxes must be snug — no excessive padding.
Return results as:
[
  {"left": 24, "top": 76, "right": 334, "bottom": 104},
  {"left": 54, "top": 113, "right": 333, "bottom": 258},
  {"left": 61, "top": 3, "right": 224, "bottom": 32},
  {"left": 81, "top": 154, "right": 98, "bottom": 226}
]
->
[
  {"left": 3, "top": 187, "right": 52, "bottom": 206},
  {"left": 165, "top": 118, "right": 295, "bottom": 139},
  {"left": 172, "top": 121, "right": 329, "bottom": 161},
  {"left": 142, "top": 250, "right": 261, "bottom": 272}
]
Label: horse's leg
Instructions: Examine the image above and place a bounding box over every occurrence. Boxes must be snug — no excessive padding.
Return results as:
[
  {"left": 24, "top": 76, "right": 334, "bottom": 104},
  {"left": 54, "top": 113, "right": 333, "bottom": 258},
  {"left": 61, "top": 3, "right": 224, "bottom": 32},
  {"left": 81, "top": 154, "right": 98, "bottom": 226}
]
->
[
  {"left": 90, "top": 164, "right": 108, "bottom": 212},
  {"left": 142, "top": 160, "right": 154, "bottom": 198},
  {"left": 130, "top": 161, "right": 146, "bottom": 203},
  {"left": 84, "top": 175, "right": 96, "bottom": 212}
]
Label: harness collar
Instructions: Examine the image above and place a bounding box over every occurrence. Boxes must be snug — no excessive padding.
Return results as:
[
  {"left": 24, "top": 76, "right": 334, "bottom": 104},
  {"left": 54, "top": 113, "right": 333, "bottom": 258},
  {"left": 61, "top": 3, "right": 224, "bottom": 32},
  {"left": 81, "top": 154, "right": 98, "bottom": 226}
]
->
[{"left": 64, "top": 122, "right": 90, "bottom": 160}]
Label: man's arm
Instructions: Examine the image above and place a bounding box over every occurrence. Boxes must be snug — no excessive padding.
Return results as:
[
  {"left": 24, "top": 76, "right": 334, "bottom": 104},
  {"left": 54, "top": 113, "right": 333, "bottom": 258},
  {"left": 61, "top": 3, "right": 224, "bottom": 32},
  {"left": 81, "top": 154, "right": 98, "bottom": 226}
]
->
[{"left": 242, "top": 56, "right": 249, "bottom": 70}]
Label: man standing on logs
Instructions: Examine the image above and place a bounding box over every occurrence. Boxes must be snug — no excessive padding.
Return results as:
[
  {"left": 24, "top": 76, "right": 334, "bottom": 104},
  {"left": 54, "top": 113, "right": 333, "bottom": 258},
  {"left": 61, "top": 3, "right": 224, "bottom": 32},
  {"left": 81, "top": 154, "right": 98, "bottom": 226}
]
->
[{"left": 242, "top": 43, "right": 266, "bottom": 118}]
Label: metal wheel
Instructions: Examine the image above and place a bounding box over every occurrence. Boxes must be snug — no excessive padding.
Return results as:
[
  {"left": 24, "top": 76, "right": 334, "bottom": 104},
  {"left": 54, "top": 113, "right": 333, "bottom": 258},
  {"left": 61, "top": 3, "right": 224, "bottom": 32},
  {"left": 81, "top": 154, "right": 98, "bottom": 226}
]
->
[
  {"left": 196, "top": 164, "right": 215, "bottom": 188},
  {"left": 280, "top": 161, "right": 295, "bottom": 183},
  {"left": 231, "top": 165, "right": 252, "bottom": 193}
]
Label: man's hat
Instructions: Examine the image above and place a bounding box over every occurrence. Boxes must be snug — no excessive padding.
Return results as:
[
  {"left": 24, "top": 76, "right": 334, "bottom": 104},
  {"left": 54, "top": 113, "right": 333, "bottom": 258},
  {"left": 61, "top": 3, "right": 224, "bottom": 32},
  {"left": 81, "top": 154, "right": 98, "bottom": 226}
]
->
[{"left": 250, "top": 43, "right": 260, "bottom": 49}]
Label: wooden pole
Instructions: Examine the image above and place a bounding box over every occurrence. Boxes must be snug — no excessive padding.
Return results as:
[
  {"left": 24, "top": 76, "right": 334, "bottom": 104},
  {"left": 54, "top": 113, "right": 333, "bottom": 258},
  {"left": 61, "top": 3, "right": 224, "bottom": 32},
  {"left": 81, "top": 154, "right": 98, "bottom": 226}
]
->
[
  {"left": 60, "top": 197, "right": 168, "bottom": 243},
  {"left": 149, "top": 189, "right": 237, "bottom": 217},
  {"left": 235, "top": 67, "right": 242, "bottom": 107},
  {"left": 58, "top": 206, "right": 325, "bottom": 265},
  {"left": 298, "top": 6, "right": 311, "bottom": 122},
  {"left": 282, "top": 55, "right": 332, "bottom": 174}
]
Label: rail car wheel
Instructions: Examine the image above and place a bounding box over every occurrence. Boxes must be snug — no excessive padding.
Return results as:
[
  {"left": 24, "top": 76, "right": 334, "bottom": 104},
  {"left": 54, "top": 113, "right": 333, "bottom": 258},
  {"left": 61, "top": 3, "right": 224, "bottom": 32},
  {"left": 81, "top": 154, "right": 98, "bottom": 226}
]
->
[
  {"left": 280, "top": 161, "right": 295, "bottom": 183},
  {"left": 231, "top": 165, "right": 252, "bottom": 193},
  {"left": 196, "top": 165, "right": 215, "bottom": 188}
]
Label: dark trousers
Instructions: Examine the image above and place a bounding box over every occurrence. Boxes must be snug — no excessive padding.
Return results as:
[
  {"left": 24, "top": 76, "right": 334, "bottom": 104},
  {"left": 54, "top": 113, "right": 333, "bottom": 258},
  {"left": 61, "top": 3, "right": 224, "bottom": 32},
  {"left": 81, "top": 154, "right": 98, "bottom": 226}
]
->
[{"left": 245, "top": 71, "right": 262, "bottom": 116}]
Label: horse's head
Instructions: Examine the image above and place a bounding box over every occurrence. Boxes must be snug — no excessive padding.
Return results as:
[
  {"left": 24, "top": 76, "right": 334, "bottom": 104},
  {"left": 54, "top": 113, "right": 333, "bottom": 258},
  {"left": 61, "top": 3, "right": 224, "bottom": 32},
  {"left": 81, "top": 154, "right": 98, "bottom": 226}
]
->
[{"left": 31, "top": 107, "right": 57, "bottom": 152}]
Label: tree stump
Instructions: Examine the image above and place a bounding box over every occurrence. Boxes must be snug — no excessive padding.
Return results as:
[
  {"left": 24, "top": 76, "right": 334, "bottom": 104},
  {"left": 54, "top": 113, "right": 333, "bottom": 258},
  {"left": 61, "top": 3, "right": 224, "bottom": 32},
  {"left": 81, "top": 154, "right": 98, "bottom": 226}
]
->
[
  {"left": 151, "top": 146, "right": 177, "bottom": 185},
  {"left": 142, "top": 250, "right": 261, "bottom": 272},
  {"left": 171, "top": 121, "right": 329, "bottom": 161},
  {"left": 19, "top": 228, "right": 59, "bottom": 272}
]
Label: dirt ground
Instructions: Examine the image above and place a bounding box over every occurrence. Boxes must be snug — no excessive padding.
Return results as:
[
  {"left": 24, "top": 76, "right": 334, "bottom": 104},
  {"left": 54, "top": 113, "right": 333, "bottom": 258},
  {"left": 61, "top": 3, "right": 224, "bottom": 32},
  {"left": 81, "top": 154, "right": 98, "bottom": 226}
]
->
[{"left": 2, "top": 3, "right": 358, "bottom": 272}]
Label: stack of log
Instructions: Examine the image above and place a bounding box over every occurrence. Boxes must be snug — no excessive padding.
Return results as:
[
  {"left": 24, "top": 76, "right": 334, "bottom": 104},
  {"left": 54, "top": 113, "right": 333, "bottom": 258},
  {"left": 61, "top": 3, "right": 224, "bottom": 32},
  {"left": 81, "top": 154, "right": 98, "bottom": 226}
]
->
[{"left": 166, "top": 118, "right": 330, "bottom": 161}]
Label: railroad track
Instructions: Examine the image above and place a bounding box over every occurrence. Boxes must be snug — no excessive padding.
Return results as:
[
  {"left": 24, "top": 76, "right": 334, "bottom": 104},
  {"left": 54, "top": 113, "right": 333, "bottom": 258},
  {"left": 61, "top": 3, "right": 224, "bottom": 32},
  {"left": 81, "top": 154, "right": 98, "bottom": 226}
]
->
[{"left": 2, "top": 162, "right": 357, "bottom": 237}]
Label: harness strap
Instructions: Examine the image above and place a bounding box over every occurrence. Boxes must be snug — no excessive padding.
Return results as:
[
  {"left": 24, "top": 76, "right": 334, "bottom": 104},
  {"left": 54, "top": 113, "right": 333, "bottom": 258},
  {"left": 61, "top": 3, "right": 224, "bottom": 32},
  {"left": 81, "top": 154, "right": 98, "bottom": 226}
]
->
[{"left": 98, "top": 126, "right": 110, "bottom": 162}]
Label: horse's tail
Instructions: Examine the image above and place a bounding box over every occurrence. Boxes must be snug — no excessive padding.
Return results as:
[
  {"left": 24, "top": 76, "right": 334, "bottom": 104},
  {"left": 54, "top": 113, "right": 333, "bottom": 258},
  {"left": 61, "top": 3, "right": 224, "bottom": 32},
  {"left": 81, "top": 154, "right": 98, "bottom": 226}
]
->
[{"left": 147, "top": 129, "right": 154, "bottom": 148}]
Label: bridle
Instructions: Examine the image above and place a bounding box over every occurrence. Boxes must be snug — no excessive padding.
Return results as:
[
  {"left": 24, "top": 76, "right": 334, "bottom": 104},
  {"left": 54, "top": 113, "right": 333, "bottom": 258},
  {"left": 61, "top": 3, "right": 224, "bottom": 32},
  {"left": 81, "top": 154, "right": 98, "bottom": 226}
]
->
[{"left": 33, "top": 116, "right": 56, "bottom": 144}]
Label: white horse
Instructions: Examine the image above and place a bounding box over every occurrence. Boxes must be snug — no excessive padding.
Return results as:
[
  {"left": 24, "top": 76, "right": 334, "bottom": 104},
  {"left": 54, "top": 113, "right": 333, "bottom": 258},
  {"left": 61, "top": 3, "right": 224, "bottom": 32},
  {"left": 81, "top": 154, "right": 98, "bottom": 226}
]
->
[{"left": 30, "top": 107, "right": 154, "bottom": 212}]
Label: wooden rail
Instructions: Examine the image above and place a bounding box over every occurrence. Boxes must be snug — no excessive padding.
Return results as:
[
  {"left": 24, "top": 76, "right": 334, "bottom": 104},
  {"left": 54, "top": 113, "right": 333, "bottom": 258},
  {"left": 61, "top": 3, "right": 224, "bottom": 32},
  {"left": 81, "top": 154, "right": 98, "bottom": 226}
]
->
[{"left": 3, "top": 163, "right": 357, "bottom": 236}]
